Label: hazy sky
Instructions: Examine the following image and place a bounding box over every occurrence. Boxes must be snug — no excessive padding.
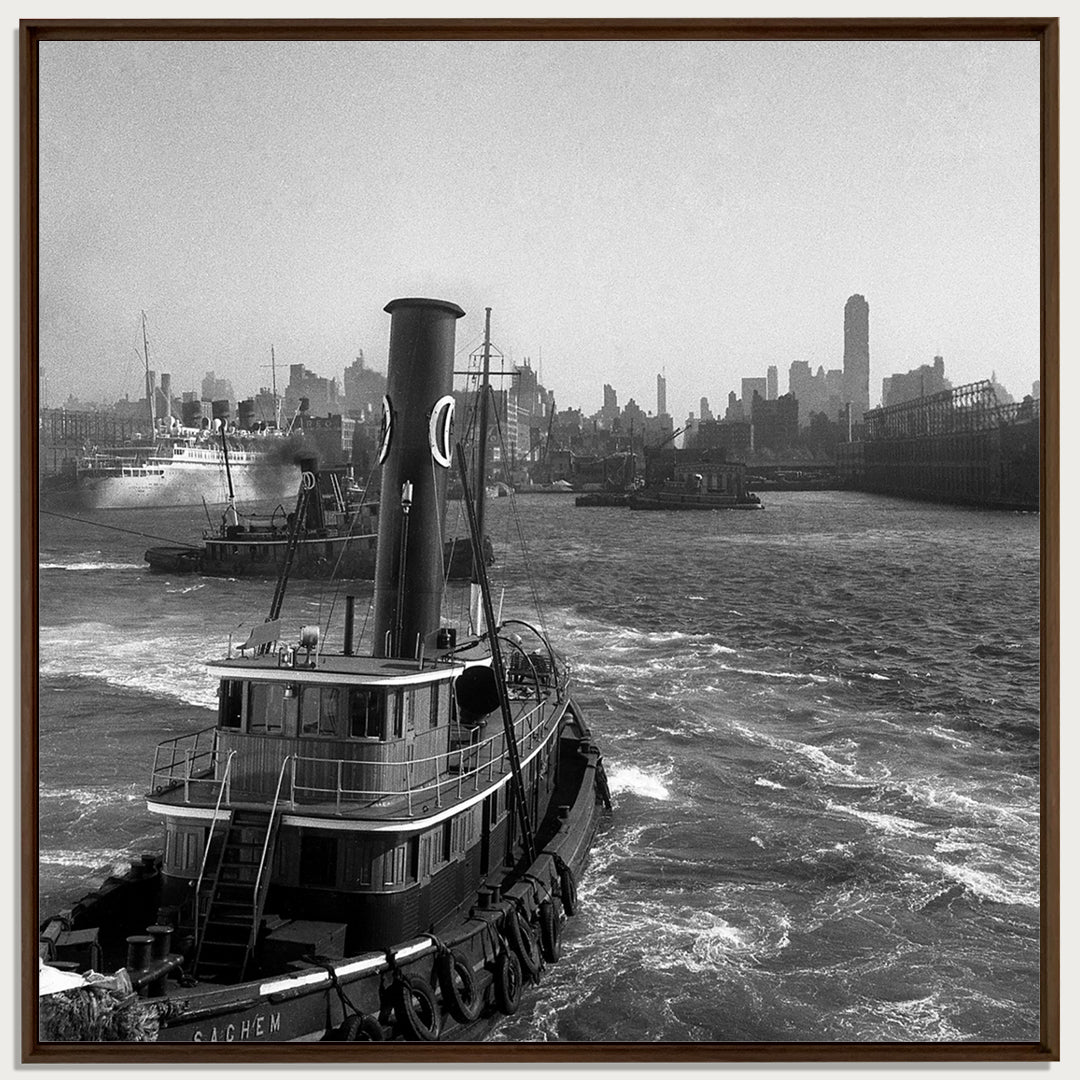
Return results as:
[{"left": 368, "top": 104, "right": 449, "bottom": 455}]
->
[{"left": 38, "top": 38, "right": 1040, "bottom": 423}]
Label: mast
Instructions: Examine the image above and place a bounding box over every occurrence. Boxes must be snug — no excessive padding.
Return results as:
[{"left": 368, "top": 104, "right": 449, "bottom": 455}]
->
[
  {"left": 475, "top": 307, "right": 493, "bottom": 545},
  {"left": 470, "top": 308, "right": 493, "bottom": 634},
  {"left": 219, "top": 419, "right": 238, "bottom": 528},
  {"left": 141, "top": 311, "right": 156, "bottom": 435},
  {"left": 271, "top": 345, "right": 281, "bottom": 430}
]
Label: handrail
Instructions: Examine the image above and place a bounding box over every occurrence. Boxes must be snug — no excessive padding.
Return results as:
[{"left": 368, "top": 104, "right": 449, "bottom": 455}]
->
[
  {"left": 192, "top": 750, "right": 237, "bottom": 914},
  {"left": 288, "top": 699, "right": 563, "bottom": 807},
  {"left": 252, "top": 755, "right": 292, "bottom": 904},
  {"left": 149, "top": 726, "right": 219, "bottom": 795}
]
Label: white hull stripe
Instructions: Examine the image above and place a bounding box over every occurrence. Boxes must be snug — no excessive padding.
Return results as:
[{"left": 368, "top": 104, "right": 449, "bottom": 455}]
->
[
  {"left": 257, "top": 936, "right": 434, "bottom": 997},
  {"left": 204, "top": 662, "right": 477, "bottom": 687}
]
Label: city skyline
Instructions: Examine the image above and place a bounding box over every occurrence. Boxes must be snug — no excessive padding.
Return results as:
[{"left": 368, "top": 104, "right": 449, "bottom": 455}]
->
[
  {"left": 38, "top": 39, "right": 1039, "bottom": 428},
  {"left": 40, "top": 290, "right": 1034, "bottom": 434}
]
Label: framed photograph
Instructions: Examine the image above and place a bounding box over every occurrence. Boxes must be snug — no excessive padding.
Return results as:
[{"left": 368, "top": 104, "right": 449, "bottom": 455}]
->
[{"left": 21, "top": 16, "right": 1058, "bottom": 1064}]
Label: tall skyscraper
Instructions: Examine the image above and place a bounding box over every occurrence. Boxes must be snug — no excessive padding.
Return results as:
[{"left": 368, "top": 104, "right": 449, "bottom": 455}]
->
[
  {"left": 843, "top": 294, "right": 870, "bottom": 419},
  {"left": 602, "top": 383, "right": 618, "bottom": 427},
  {"left": 767, "top": 365, "right": 778, "bottom": 401},
  {"left": 656, "top": 373, "right": 667, "bottom": 416},
  {"left": 742, "top": 377, "right": 767, "bottom": 404}
]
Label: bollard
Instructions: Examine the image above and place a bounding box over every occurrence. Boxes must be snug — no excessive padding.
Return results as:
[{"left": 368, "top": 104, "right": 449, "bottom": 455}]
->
[
  {"left": 146, "top": 926, "right": 174, "bottom": 996},
  {"left": 126, "top": 934, "right": 153, "bottom": 997}
]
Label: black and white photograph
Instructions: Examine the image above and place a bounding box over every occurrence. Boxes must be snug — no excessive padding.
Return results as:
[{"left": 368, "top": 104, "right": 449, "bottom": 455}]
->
[{"left": 23, "top": 18, "right": 1056, "bottom": 1059}]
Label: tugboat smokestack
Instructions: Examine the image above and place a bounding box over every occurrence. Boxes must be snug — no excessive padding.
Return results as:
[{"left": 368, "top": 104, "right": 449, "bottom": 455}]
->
[{"left": 372, "top": 297, "right": 465, "bottom": 658}]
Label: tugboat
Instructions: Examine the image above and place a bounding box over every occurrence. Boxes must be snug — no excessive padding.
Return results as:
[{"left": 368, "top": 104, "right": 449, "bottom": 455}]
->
[
  {"left": 143, "top": 459, "right": 492, "bottom": 581},
  {"left": 144, "top": 463, "right": 380, "bottom": 580},
  {"left": 629, "top": 449, "right": 763, "bottom": 511},
  {"left": 38, "top": 297, "right": 611, "bottom": 1044}
]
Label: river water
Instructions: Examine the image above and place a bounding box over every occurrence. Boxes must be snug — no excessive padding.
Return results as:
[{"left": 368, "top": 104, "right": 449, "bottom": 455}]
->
[{"left": 36, "top": 490, "right": 1041, "bottom": 1043}]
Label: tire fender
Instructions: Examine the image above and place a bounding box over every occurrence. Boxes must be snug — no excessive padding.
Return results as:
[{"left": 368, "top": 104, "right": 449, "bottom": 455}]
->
[
  {"left": 538, "top": 898, "right": 563, "bottom": 963},
  {"left": 504, "top": 905, "right": 543, "bottom": 981},
  {"left": 338, "top": 1013, "right": 385, "bottom": 1041},
  {"left": 493, "top": 948, "right": 523, "bottom": 1016},
  {"left": 393, "top": 973, "right": 441, "bottom": 1041},
  {"left": 436, "top": 948, "right": 482, "bottom": 1024},
  {"left": 558, "top": 862, "right": 578, "bottom": 917}
]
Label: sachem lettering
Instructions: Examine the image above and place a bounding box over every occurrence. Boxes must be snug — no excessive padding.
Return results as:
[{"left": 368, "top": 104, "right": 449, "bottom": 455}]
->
[{"left": 191, "top": 1011, "right": 282, "bottom": 1042}]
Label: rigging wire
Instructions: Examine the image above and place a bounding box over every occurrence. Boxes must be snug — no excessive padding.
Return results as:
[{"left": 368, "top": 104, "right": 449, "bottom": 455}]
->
[
  {"left": 39, "top": 509, "right": 199, "bottom": 549},
  {"left": 488, "top": 391, "right": 549, "bottom": 637},
  {"left": 317, "top": 466, "right": 379, "bottom": 644}
]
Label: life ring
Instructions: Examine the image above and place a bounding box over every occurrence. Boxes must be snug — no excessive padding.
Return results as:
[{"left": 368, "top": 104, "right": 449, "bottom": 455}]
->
[
  {"left": 538, "top": 899, "right": 563, "bottom": 963},
  {"left": 393, "top": 973, "right": 441, "bottom": 1041},
  {"left": 504, "top": 906, "right": 542, "bottom": 980},
  {"left": 338, "top": 1013, "right": 385, "bottom": 1041},
  {"left": 436, "top": 948, "right": 482, "bottom": 1023},
  {"left": 558, "top": 862, "right": 578, "bottom": 917},
  {"left": 493, "top": 948, "right": 523, "bottom": 1016}
]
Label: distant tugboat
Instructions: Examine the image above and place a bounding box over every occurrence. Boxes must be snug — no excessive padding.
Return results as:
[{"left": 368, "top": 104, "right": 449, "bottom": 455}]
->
[
  {"left": 144, "top": 464, "right": 491, "bottom": 581},
  {"left": 629, "top": 454, "right": 763, "bottom": 511},
  {"left": 39, "top": 297, "right": 611, "bottom": 1044}
]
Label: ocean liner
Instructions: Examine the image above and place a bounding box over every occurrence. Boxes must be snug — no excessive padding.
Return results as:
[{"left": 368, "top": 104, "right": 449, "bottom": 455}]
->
[
  {"left": 48, "top": 430, "right": 300, "bottom": 511},
  {"left": 38, "top": 297, "right": 610, "bottom": 1044}
]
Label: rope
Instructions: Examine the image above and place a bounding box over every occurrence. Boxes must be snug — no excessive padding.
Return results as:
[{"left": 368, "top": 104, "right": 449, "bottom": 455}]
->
[
  {"left": 40, "top": 509, "right": 198, "bottom": 549},
  {"left": 309, "top": 956, "right": 364, "bottom": 1020}
]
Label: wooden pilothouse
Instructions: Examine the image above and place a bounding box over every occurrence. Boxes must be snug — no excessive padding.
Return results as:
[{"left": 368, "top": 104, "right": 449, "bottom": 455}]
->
[{"left": 39, "top": 298, "right": 610, "bottom": 1044}]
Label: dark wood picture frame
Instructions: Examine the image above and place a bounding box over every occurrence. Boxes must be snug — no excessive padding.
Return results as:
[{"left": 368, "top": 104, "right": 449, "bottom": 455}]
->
[{"left": 20, "top": 16, "right": 1059, "bottom": 1064}]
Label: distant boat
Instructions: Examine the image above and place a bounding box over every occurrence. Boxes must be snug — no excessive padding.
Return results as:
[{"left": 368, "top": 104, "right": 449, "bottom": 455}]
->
[
  {"left": 42, "top": 314, "right": 299, "bottom": 510},
  {"left": 145, "top": 462, "right": 492, "bottom": 580},
  {"left": 49, "top": 430, "right": 301, "bottom": 511},
  {"left": 629, "top": 456, "right": 763, "bottom": 511}
]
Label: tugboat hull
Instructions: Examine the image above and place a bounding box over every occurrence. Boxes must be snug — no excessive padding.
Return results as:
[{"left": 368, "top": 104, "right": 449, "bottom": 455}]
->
[{"left": 40, "top": 734, "right": 606, "bottom": 1044}]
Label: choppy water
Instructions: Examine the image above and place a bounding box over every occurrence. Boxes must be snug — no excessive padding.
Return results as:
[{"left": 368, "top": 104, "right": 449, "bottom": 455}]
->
[{"left": 37, "top": 491, "right": 1041, "bottom": 1042}]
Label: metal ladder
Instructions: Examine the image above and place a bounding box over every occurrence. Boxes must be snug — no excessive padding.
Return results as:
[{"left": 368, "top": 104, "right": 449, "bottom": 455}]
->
[{"left": 192, "top": 806, "right": 280, "bottom": 982}]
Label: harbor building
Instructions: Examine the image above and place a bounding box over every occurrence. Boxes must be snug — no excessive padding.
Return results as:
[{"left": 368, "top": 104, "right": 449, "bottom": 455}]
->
[
  {"left": 285, "top": 363, "right": 341, "bottom": 419},
  {"left": 767, "top": 365, "right": 778, "bottom": 401},
  {"left": 881, "top": 355, "right": 951, "bottom": 408},
  {"left": 343, "top": 350, "right": 386, "bottom": 421},
  {"left": 657, "top": 373, "right": 667, "bottom": 417},
  {"left": 789, "top": 361, "right": 843, "bottom": 427},
  {"left": 750, "top": 392, "right": 799, "bottom": 453},
  {"left": 837, "top": 379, "right": 1038, "bottom": 510}
]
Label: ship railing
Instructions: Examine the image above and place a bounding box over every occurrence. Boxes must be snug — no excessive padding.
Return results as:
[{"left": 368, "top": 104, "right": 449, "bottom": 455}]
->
[
  {"left": 287, "top": 698, "right": 555, "bottom": 813},
  {"left": 192, "top": 749, "right": 237, "bottom": 918},
  {"left": 254, "top": 756, "right": 292, "bottom": 902},
  {"left": 149, "top": 725, "right": 221, "bottom": 802}
]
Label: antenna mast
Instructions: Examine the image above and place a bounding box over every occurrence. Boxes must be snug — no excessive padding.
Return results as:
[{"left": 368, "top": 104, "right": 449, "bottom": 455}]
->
[
  {"left": 271, "top": 345, "right": 281, "bottom": 429},
  {"left": 470, "top": 308, "right": 494, "bottom": 634},
  {"left": 141, "top": 311, "right": 156, "bottom": 434}
]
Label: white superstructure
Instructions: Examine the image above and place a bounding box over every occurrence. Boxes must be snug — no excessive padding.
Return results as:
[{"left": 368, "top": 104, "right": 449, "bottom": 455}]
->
[{"left": 67, "top": 432, "right": 299, "bottom": 510}]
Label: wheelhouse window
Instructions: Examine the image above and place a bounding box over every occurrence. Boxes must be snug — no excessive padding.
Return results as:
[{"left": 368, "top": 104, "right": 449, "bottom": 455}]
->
[
  {"left": 349, "top": 688, "right": 387, "bottom": 739},
  {"left": 219, "top": 680, "right": 243, "bottom": 729},
  {"left": 247, "top": 682, "right": 285, "bottom": 733},
  {"left": 429, "top": 683, "right": 441, "bottom": 729},
  {"left": 300, "top": 687, "right": 344, "bottom": 737}
]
